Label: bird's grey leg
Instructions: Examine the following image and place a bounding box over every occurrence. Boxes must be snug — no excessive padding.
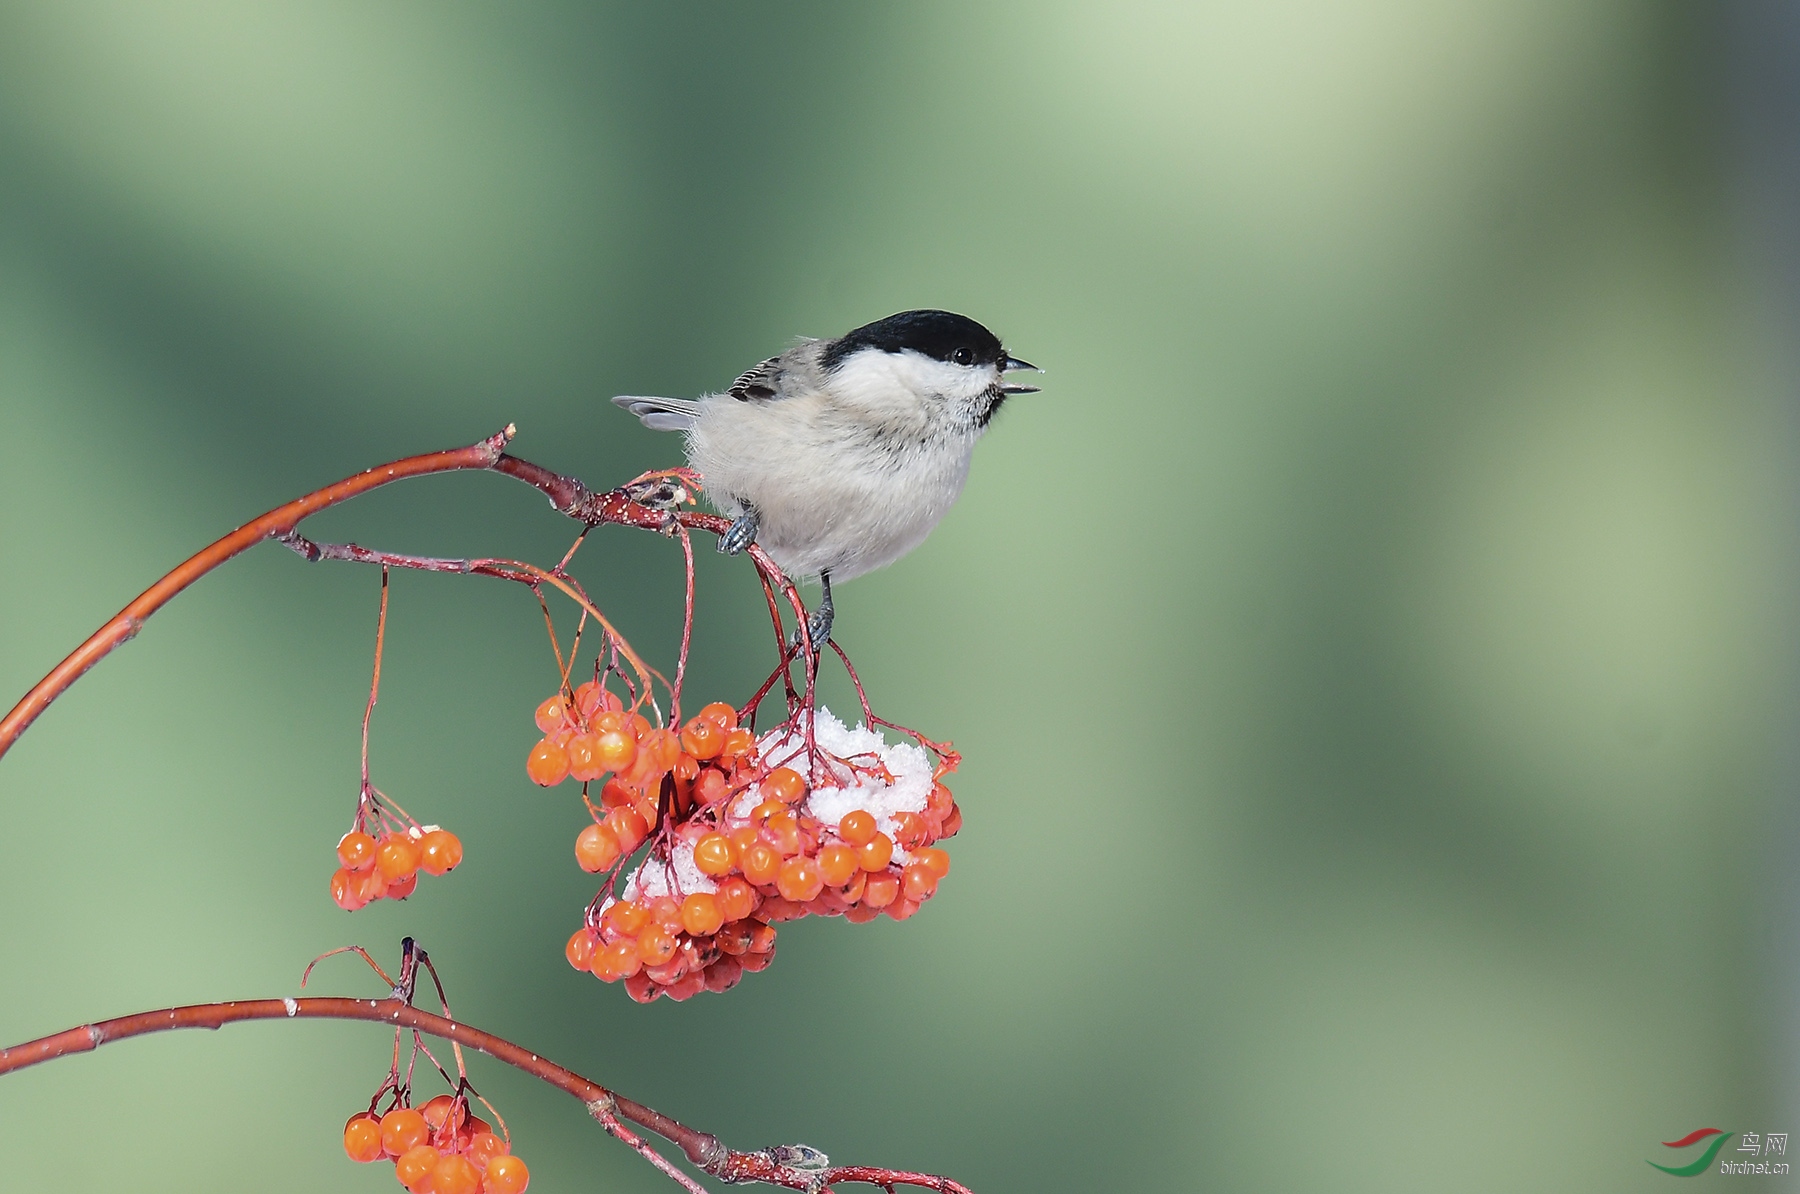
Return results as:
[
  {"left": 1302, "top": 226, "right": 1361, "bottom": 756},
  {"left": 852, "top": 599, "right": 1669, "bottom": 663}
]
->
[
  {"left": 806, "top": 570, "right": 835, "bottom": 647},
  {"left": 788, "top": 570, "right": 835, "bottom": 652},
  {"left": 719, "top": 502, "right": 759, "bottom": 555}
]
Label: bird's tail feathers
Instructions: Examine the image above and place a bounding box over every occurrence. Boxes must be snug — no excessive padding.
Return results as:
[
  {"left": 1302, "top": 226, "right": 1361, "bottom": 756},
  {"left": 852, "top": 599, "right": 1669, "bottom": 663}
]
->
[{"left": 612, "top": 395, "right": 701, "bottom": 432}]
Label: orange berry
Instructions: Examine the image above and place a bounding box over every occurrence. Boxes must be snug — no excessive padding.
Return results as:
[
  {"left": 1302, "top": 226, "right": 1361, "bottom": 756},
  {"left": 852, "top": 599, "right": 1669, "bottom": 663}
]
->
[
  {"left": 681, "top": 717, "right": 724, "bottom": 759},
  {"left": 567, "top": 734, "right": 605, "bottom": 782},
  {"left": 697, "top": 701, "right": 738, "bottom": 730},
  {"left": 534, "top": 696, "right": 568, "bottom": 733},
  {"left": 602, "top": 899, "right": 648, "bottom": 936},
  {"left": 861, "top": 872, "right": 900, "bottom": 909},
  {"left": 574, "top": 823, "right": 622, "bottom": 873},
  {"left": 843, "top": 903, "right": 882, "bottom": 924},
  {"left": 418, "top": 830, "right": 463, "bottom": 876},
  {"left": 566, "top": 927, "right": 600, "bottom": 970},
  {"left": 750, "top": 799, "right": 785, "bottom": 825},
  {"left": 836, "top": 810, "right": 877, "bottom": 847},
  {"left": 354, "top": 865, "right": 388, "bottom": 904},
  {"left": 598, "top": 778, "right": 635, "bottom": 809},
  {"left": 648, "top": 895, "right": 683, "bottom": 928},
  {"left": 603, "top": 939, "right": 641, "bottom": 979},
  {"left": 375, "top": 834, "right": 422, "bottom": 882},
  {"left": 739, "top": 947, "right": 775, "bottom": 973},
  {"left": 856, "top": 832, "right": 894, "bottom": 872},
  {"left": 705, "top": 956, "right": 744, "bottom": 992},
  {"left": 643, "top": 727, "right": 679, "bottom": 769},
  {"left": 344, "top": 1113, "right": 384, "bottom": 1162},
  {"left": 420, "top": 1094, "right": 464, "bottom": 1136},
  {"left": 623, "top": 972, "right": 659, "bottom": 1003},
  {"left": 926, "top": 781, "right": 955, "bottom": 821},
  {"left": 594, "top": 729, "right": 638, "bottom": 771},
  {"left": 761, "top": 766, "right": 805, "bottom": 804},
  {"left": 728, "top": 824, "right": 761, "bottom": 852},
  {"left": 526, "top": 738, "right": 569, "bottom": 786},
  {"left": 433, "top": 1152, "right": 482, "bottom": 1194},
  {"left": 776, "top": 856, "right": 824, "bottom": 902},
  {"left": 385, "top": 871, "right": 418, "bottom": 900},
  {"left": 722, "top": 726, "right": 755, "bottom": 757},
  {"left": 337, "top": 831, "right": 378, "bottom": 872},
  {"left": 763, "top": 812, "right": 801, "bottom": 857},
  {"left": 715, "top": 876, "right": 757, "bottom": 921},
  {"left": 467, "top": 1131, "right": 508, "bottom": 1169},
  {"left": 885, "top": 895, "right": 921, "bottom": 921},
  {"left": 892, "top": 811, "right": 931, "bottom": 850},
  {"left": 673, "top": 752, "right": 700, "bottom": 784},
  {"left": 693, "top": 767, "right": 728, "bottom": 807},
  {"left": 680, "top": 892, "right": 724, "bottom": 936},
  {"left": 330, "top": 867, "right": 367, "bottom": 911},
  {"left": 915, "top": 847, "right": 951, "bottom": 878},
  {"left": 395, "top": 1142, "right": 440, "bottom": 1191},
  {"left": 940, "top": 804, "right": 962, "bottom": 838},
  {"left": 486, "top": 1154, "right": 531, "bottom": 1194},
  {"left": 841, "top": 869, "right": 867, "bottom": 904},
  {"left": 379, "top": 1107, "right": 429, "bottom": 1157},
  {"left": 571, "top": 680, "right": 600, "bottom": 720},
  {"left": 901, "top": 863, "right": 938, "bottom": 900},
  {"left": 817, "top": 844, "right": 859, "bottom": 887},
  {"left": 637, "top": 924, "right": 678, "bottom": 966},
  {"left": 605, "top": 807, "right": 649, "bottom": 852},
  {"left": 740, "top": 841, "right": 781, "bottom": 884},
  {"left": 715, "top": 920, "right": 754, "bottom": 955},
  {"left": 692, "top": 833, "right": 735, "bottom": 876}
]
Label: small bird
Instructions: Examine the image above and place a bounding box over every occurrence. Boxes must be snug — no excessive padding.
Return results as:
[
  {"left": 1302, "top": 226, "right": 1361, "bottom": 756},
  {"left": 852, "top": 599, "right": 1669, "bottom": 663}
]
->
[{"left": 613, "top": 309, "right": 1040, "bottom": 647}]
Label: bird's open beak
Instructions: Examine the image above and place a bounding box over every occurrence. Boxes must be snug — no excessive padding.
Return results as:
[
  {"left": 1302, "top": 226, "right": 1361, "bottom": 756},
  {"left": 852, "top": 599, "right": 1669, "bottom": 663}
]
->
[{"left": 1001, "top": 355, "right": 1042, "bottom": 393}]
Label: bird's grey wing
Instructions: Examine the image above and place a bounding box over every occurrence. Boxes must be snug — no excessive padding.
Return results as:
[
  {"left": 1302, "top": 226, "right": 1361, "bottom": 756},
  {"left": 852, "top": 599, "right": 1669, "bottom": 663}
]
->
[
  {"left": 727, "top": 340, "right": 823, "bottom": 402},
  {"left": 727, "top": 356, "right": 785, "bottom": 402},
  {"left": 612, "top": 395, "right": 701, "bottom": 432}
]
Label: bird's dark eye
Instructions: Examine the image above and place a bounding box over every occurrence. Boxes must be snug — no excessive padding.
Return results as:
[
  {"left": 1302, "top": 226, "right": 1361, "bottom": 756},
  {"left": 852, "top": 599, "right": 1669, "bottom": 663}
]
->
[{"left": 952, "top": 347, "right": 974, "bottom": 365}]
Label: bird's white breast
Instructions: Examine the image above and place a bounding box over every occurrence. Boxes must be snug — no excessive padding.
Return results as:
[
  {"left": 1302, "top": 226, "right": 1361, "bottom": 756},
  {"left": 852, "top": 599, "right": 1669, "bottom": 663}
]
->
[{"left": 684, "top": 353, "right": 984, "bottom": 582}]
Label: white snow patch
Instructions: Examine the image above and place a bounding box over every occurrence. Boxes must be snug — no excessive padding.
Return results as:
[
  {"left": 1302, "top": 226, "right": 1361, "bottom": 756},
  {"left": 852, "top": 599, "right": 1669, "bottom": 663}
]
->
[
  {"left": 621, "top": 840, "right": 718, "bottom": 903},
  {"left": 747, "top": 707, "right": 934, "bottom": 862},
  {"left": 609, "top": 707, "right": 936, "bottom": 907}
]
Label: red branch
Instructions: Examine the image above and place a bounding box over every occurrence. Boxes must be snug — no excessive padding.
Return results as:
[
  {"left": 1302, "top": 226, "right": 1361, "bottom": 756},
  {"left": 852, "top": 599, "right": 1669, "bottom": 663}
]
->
[
  {"left": 1, "top": 426, "right": 510, "bottom": 757},
  {"left": 0, "top": 428, "right": 819, "bottom": 762},
  {"left": 0, "top": 997, "right": 970, "bottom": 1194}
]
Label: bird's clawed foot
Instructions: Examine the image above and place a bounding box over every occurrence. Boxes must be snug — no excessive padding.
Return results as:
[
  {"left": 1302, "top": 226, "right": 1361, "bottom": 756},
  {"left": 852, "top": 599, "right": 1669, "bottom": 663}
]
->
[
  {"left": 789, "top": 571, "right": 835, "bottom": 653},
  {"left": 720, "top": 505, "right": 759, "bottom": 555}
]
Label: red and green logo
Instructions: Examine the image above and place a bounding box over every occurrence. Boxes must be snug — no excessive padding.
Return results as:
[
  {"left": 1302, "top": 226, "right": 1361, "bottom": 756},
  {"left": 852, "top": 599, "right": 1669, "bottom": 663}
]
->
[{"left": 1650, "top": 1129, "right": 1735, "bottom": 1176}]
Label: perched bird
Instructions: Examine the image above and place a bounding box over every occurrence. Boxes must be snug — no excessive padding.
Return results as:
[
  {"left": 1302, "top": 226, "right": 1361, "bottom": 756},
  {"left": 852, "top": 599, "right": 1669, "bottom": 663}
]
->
[{"left": 613, "top": 309, "right": 1039, "bottom": 646}]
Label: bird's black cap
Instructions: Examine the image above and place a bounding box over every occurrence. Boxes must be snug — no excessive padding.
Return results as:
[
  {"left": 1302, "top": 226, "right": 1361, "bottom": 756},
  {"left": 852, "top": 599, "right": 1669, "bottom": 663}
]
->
[{"left": 822, "top": 309, "right": 1006, "bottom": 372}]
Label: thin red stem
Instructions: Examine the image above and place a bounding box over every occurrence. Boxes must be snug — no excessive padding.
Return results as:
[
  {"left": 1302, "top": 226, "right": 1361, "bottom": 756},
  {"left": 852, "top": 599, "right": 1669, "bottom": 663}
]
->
[
  {"left": 0, "top": 997, "right": 972, "bottom": 1194},
  {"left": 361, "top": 569, "right": 390, "bottom": 790},
  {"left": 672, "top": 524, "right": 696, "bottom": 724}
]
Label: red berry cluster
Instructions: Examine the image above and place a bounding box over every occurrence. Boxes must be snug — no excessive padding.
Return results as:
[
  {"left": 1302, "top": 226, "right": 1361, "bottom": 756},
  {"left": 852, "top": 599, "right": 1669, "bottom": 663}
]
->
[
  {"left": 330, "top": 824, "right": 463, "bottom": 912},
  {"left": 558, "top": 703, "right": 960, "bottom": 1001},
  {"left": 342, "top": 1095, "right": 528, "bottom": 1194}
]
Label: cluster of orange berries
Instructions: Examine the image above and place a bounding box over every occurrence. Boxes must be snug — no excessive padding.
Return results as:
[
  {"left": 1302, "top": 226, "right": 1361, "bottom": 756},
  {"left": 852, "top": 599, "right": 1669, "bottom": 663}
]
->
[
  {"left": 330, "top": 824, "right": 463, "bottom": 912},
  {"left": 525, "top": 683, "right": 756, "bottom": 807},
  {"left": 342, "top": 1095, "right": 528, "bottom": 1194},
  {"left": 560, "top": 703, "right": 960, "bottom": 1001}
]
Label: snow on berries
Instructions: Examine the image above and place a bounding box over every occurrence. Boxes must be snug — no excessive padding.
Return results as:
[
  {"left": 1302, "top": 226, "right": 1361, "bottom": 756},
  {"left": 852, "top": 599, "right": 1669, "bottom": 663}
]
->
[
  {"left": 551, "top": 701, "right": 962, "bottom": 1002},
  {"left": 343, "top": 1094, "right": 528, "bottom": 1194}
]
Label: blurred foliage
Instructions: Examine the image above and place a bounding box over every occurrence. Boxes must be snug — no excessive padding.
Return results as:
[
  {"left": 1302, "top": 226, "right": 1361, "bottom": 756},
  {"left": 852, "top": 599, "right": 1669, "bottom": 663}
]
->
[{"left": 0, "top": 3, "right": 1795, "bottom": 1191}]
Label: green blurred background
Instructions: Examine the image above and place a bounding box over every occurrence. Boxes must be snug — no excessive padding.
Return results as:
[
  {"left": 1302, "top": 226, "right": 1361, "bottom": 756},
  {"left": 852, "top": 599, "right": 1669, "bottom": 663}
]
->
[{"left": 2, "top": 2, "right": 1797, "bottom": 1190}]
